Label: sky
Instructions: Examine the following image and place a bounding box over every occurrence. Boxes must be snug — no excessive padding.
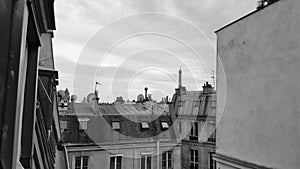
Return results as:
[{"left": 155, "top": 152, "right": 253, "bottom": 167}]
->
[{"left": 53, "top": 0, "right": 256, "bottom": 103}]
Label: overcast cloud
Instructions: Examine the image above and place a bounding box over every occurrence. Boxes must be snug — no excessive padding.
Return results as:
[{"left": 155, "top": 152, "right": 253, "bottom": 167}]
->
[{"left": 53, "top": 0, "right": 256, "bottom": 102}]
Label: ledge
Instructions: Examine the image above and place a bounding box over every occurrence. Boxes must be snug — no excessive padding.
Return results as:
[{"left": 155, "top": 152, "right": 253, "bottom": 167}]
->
[{"left": 213, "top": 153, "right": 274, "bottom": 169}]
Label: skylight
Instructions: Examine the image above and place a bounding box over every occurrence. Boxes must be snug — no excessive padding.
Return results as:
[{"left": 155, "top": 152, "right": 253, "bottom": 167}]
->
[{"left": 141, "top": 122, "right": 149, "bottom": 129}]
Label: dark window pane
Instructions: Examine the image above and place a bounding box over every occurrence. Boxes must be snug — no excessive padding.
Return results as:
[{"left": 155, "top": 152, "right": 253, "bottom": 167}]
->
[
  {"left": 141, "top": 156, "right": 145, "bottom": 169},
  {"left": 168, "top": 151, "right": 172, "bottom": 160},
  {"left": 75, "top": 157, "right": 81, "bottom": 168},
  {"left": 83, "top": 156, "right": 88, "bottom": 166},
  {"left": 162, "top": 152, "right": 166, "bottom": 161},
  {"left": 195, "top": 123, "right": 198, "bottom": 136},
  {"left": 116, "top": 156, "right": 122, "bottom": 169},
  {"left": 147, "top": 156, "right": 151, "bottom": 169},
  {"left": 110, "top": 157, "right": 115, "bottom": 169}
]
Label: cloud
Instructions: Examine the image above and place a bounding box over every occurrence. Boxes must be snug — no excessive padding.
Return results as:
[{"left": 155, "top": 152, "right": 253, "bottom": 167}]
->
[{"left": 54, "top": 0, "right": 256, "bottom": 102}]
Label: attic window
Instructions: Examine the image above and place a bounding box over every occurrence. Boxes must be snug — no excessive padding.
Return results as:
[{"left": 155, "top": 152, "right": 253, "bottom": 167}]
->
[
  {"left": 78, "top": 117, "right": 89, "bottom": 130},
  {"left": 112, "top": 122, "right": 120, "bottom": 130},
  {"left": 60, "top": 121, "right": 67, "bottom": 130},
  {"left": 161, "top": 122, "right": 169, "bottom": 129},
  {"left": 141, "top": 122, "right": 149, "bottom": 129}
]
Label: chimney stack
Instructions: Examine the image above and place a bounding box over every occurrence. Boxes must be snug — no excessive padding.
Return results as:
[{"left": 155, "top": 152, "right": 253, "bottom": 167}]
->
[
  {"left": 203, "top": 82, "right": 212, "bottom": 94},
  {"left": 144, "top": 87, "right": 148, "bottom": 101}
]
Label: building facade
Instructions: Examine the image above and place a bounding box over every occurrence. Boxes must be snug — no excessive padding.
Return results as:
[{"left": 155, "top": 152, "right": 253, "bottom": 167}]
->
[
  {"left": 215, "top": 0, "right": 300, "bottom": 168},
  {"left": 0, "top": 0, "right": 67, "bottom": 168},
  {"left": 168, "top": 69, "right": 216, "bottom": 169},
  {"left": 59, "top": 95, "right": 182, "bottom": 169}
]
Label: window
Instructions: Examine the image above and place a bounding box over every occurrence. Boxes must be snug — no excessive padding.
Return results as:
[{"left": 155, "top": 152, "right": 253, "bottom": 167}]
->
[
  {"left": 60, "top": 121, "right": 67, "bottom": 131},
  {"left": 141, "top": 154, "right": 151, "bottom": 169},
  {"left": 178, "top": 121, "right": 182, "bottom": 133},
  {"left": 110, "top": 156, "right": 122, "bottom": 169},
  {"left": 207, "top": 123, "right": 216, "bottom": 142},
  {"left": 190, "top": 122, "right": 198, "bottom": 141},
  {"left": 75, "top": 156, "right": 88, "bottom": 169},
  {"left": 162, "top": 151, "right": 172, "bottom": 169},
  {"left": 190, "top": 150, "right": 198, "bottom": 169},
  {"left": 178, "top": 101, "right": 186, "bottom": 107},
  {"left": 161, "top": 122, "right": 169, "bottom": 129},
  {"left": 78, "top": 118, "right": 89, "bottom": 130},
  {"left": 141, "top": 122, "right": 149, "bottom": 129},
  {"left": 193, "top": 101, "right": 200, "bottom": 107},
  {"left": 112, "top": 122, "right": 120, "bottom": 130},
  {"left": 208, "top": 152, "right": 216, "bottom": 169}
]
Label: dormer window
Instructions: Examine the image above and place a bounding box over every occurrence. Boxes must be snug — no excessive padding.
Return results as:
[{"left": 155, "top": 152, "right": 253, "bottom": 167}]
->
[
  {"left": 60, "top": 121, "right": 68, "bottom": 131},
  {"left": 78, "top": 117, "right": 89, "bottom": 130},
  {"left": 112, "top": 122, "right": 120, "bottom": 130},
  {"left": 161, "top": 122, "right": 169, "bottom": 129},
  {"left": 141, "top": 122, "right": 149, "bottom": 129}
]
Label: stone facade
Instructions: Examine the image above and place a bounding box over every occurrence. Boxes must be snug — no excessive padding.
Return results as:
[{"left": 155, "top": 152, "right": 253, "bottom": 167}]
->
[
  {"left": 168, "top": 69, "right": 216, "bottom": 169},
  {"left": 59, "top": 100, "right": 182, "bottom": 169}
]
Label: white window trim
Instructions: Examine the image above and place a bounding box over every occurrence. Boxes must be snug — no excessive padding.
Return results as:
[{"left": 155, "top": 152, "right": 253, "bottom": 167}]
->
[
  {"left": 141, "top": 122, "right": 149, "bottom": 129},
  {"left": 161, "top": 122, "right": 169, "bottom": 129},
  {"left": 78, "top": 117, "right": 89, "bottom": 130},
  {"left": 74, "top": 156, "right": 88, "bottom": 169},
  {"left": 112, "top": 121, "right": 120, "bottom": 130},
  {"left": 141, "top": 154, "right": 152, "bottom": 169},
  {"left": 190, "top": 150, "right": 198, "bottom": 167},
  {"left": 110, "top": 154, "right": 123, "bottom": 169},
  {"left": 162, "top": 151, "right": 173, "bottom": 169}
]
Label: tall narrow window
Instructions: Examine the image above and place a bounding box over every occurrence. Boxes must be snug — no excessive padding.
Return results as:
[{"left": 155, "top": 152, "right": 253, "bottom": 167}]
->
[
  {"left": 178, "top": 121, "right": 182, "bottom": 133},
  {"left": 75, "top": 156, "right": 88, "bottom": 169},
  {"left": 162, "top": 151, "right": 173, "bottom": 169},
  {"left": 208, "top": 152, "right": 216, "bottom": 169},
  {"left": 190, "top": 122, "right": 198, "bottom": 141},
  {"left": 190, "top": 150, "right": 198, "bottom": 169},
  {"left": 141, "top": 154, "right": 151, "bottom": 169},
  {"left": 110, "top": 156, "right": 122, "bottom": 169},
  {"left": 208, "top": 123, "right": 216, "bottom": 142}
]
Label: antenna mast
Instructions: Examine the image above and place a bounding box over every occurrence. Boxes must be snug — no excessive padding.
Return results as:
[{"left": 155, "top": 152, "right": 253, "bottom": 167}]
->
[{"left": 211, "top": 71, "right": 216, "bottom": 87}]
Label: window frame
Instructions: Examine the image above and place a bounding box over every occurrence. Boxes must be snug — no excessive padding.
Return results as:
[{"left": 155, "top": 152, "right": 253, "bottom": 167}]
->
[
  {"left": 75, "top": 156, "right": 89, "bottom": 169},
  {"left": 110, "top": 155, "right": 122, "bottom": 169},
  {"left": 190, "top": 122, "right": 198, "bottom": 141},
  {"left": 161, "top": 121, "right": 169, "bottom": 129},
  {"left": 162, "top": 150, "right": 173, "bottom": 169},
  {"left": 141, "top": 122, "right": 150, "bottom": 129},
  {"left": 208, "top": 152, "right": 216, "bottom": 169},
  {"left": 141, "top": 154, "right": 152, "bottom": 169},
  {"left": 190, "top": 149, "right": 198, "bottom": 169},
  {"left": 112, "top": 121, "right": 120, "bottom": 130}
]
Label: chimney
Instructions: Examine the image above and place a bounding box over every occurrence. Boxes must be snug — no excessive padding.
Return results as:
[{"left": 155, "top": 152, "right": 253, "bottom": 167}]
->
[
  {"left": 71, "top": 95, "right": 77, "bottom": 103},
  {"left": 257, "top": 0, "right": 265, "bottom": 9},
  {"left": 178, "top": 67, "right": 182, "bottom": 88},
  {"left": 203, "top": 82, "right": 212, "bottom": 94},
  {"left": 95, "top": 91, "right": 100, "bottom": 103},
  {"left": 144, "top": 87, "right": 148, "bottom": 100}
]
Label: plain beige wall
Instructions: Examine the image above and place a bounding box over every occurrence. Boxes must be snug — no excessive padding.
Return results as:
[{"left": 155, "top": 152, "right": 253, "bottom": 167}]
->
[{"left": 216, "top": 0, "right": 300, "bottom": 168}]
